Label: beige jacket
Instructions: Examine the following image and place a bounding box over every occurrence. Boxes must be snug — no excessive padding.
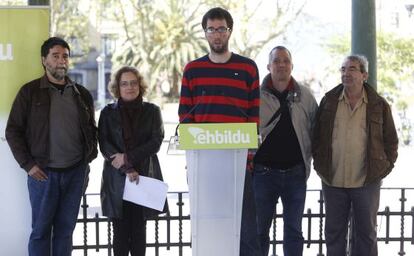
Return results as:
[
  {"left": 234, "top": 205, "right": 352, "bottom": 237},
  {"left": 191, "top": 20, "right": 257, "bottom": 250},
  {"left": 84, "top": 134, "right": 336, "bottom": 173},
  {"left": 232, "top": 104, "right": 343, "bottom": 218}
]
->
[{"left": 259, "top": 74, "right": 318, "bottom": 178}]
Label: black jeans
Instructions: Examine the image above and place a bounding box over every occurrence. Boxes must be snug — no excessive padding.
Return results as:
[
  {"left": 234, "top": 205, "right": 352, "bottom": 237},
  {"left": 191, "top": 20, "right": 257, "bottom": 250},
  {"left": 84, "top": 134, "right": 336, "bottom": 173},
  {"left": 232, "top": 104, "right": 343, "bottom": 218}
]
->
[{"left": 112, "top": 201, "right": 146, "bottom": 256}]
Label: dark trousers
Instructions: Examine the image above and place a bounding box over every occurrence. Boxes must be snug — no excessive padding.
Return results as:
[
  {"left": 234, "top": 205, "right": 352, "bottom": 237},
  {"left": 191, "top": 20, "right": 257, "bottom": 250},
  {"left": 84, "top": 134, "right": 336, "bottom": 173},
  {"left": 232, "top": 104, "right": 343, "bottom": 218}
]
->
[
  {"left": 27, "top": 164, "right": 87, "bottom": 256},
  {"left": 240, "top": 171, "right": 261, "bottom": 256},
  {"left": 253, "top": 163, "right": 306, "bottom": 256},
  {"left": 112, "top": 201, "right": 146, "bottom": 256},
  {"left": 322, "top": 181, "right": 381, "bottom": 256}
]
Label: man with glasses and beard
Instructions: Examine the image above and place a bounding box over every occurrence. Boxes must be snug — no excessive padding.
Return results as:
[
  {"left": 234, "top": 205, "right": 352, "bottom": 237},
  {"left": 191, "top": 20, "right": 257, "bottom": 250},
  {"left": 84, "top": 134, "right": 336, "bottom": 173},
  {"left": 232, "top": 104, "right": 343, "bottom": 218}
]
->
[
  {"left": 6, "top": 37, "right": 97, "bottom": 256},
  {"left": 178, "top": 7, "right": 261, "bottom": 256}
]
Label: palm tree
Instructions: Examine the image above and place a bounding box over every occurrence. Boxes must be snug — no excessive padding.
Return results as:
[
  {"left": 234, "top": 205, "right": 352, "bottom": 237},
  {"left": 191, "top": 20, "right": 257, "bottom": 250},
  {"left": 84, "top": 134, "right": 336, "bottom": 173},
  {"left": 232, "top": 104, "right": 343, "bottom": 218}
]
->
[
  {"left": 114, "top": 0, "right": 208, "bottom": 99},
  {"left": 113, "top": 0, "right": 307, "bottom": 100}
]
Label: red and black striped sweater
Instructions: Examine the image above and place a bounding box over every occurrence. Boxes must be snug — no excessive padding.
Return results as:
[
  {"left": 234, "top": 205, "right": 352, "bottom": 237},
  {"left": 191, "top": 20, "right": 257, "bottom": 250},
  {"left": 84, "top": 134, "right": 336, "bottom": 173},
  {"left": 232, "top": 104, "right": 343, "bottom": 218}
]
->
[{"left": 178, "top": 53, "right": 260, "bottom": 125}]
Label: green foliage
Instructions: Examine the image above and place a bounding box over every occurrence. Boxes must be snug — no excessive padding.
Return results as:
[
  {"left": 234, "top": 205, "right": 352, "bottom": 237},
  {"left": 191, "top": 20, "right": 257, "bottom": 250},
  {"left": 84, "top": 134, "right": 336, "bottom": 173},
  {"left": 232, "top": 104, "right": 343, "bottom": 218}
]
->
[
  {"left": 325, "top": 36, "right": 350, "bottom": 56},
  {"left": 111, "top": 0, "right": 306, "bottom": 100},
  {"left": 325, "top": 32, "right": 414, "bottom": 109},
  {"left": 8, "top": 0, "right": 306, "bottom": 102},
  {"left": 376, "top": 33, "right": 414, "bottom": 106},
  {"left": 50, "top": 0, "right": 91, "bottom": 62},
  {"left": 112, "top": 0, "right": 209, "bottom": 100}
]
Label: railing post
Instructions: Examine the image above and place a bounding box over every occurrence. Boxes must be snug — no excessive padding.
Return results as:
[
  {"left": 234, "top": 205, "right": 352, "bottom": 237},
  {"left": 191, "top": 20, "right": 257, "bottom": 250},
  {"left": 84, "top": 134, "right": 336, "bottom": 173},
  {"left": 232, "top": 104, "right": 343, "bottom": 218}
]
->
[
  {"left": 317, "top": 190, "right": 325, "bottom": 256},
  {"left": 411, "top": 206, "right": 414, "bottom": 245},
  {"left": 385, "top": 206, "right": 390, "bottom": 244},
  {"left": 271, "top": 203, "right": 278, "bottom": 256},
  {"left": 166, "top": 210, "right": 171, "bottom": 250},
  {"left": 306, "top": 208, "right": 311, "bottom": 248},
  {"left": 107, "top": 219, "right": 112, "bottom": 256},
  {"left": 154, "top": 216, "right": 159, "bottom": 256},
  {"left": 95, "top": 213, "right": 100, "bottom": 252},
  {"left": 177, "top": 192, "right": 184, "bottom": 256},
  {"left": 399, "top": 189, "right": 407, "bottom": 256},
  {"left": 81, "top": 194, "right": 88, "bottom": 256}
]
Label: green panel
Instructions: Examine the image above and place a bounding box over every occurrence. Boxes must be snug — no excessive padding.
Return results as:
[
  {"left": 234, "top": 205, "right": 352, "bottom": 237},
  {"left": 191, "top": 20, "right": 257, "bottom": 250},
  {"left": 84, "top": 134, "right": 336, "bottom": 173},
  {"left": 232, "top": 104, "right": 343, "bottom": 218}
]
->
[
  {"left": 0, "top": 8, "right": 49, "bottom": 115},
  {"left": 178, "top": 123, "right": 258, "bottom": 150}
]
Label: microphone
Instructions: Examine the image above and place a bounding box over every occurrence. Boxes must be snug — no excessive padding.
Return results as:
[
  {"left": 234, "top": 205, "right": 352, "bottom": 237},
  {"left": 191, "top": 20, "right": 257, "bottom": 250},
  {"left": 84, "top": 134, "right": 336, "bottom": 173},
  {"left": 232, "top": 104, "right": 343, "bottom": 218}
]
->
[
  {"left": 219, "top": 91, "right": 249, "bottom": 120},
  {"left": 175, "top": 90, "right": 206, "bottom": 137},
  {"left": 219, "top": 91, "right": 261, "bottom": 136}
]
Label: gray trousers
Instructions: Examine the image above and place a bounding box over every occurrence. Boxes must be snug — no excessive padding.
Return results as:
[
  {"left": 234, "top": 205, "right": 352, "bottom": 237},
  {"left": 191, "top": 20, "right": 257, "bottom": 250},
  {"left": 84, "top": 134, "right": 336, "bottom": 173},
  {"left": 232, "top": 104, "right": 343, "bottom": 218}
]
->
[{"left": 322, "top": 181, "right": 381, "bottom": 256}]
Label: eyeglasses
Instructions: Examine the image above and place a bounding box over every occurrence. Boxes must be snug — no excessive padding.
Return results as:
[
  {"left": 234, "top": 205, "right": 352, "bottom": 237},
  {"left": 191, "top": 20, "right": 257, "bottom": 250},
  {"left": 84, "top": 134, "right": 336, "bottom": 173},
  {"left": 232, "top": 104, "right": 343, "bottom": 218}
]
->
[
  {"left": 120, "top": 80, "right": 139, "bottom": 88},
  {"left": 204, "top": 26, "right": 231, "bottom": 34},
  {"left": 339, "top": 67, "right": 362, "bottom": 73}
]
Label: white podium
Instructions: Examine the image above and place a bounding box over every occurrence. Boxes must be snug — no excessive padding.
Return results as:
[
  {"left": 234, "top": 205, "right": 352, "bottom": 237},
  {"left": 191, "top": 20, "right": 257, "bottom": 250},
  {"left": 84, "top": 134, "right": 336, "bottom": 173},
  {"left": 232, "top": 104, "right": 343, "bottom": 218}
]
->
[
  {"left": 177, "top": 123, "right": 258, "bottom": 256},
  {"left": 186, "top": 149, "right": 247, "bottom": 255}
]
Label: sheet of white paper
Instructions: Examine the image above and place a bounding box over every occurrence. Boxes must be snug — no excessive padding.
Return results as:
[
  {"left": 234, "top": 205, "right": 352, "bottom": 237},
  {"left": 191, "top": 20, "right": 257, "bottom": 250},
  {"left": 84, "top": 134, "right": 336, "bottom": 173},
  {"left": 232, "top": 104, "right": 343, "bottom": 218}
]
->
[{"left": 123, "top": 176, "right": 168, "bottom": 211}]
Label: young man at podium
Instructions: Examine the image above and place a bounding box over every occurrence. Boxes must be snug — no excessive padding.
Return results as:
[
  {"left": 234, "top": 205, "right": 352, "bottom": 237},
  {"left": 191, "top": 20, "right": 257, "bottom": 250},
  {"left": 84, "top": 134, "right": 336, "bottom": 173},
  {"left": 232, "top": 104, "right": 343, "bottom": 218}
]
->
[
  {"left": 178, "top": 7, "right": 261, "bottom": 256},
  {"left": 253, "top": 46, "right": 318, "bottom": 256}
]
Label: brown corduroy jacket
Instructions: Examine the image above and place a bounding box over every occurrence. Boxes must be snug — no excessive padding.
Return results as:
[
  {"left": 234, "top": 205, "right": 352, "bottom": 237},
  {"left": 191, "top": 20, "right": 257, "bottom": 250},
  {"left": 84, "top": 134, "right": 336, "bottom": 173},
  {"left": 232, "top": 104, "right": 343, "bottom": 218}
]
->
[
  {"left": 5, "top": 75, "right": 98, "bottom": 172},
  {"left": 312, "top": 83, "right": 398, "bottom": 186}
]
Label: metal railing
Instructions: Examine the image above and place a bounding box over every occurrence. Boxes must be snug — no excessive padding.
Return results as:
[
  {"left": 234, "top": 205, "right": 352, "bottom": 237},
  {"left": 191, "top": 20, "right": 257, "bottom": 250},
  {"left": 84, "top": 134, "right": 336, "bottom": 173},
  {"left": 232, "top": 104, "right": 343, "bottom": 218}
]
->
[{"left": 73, "top": 188, "right": 414, "bottom": 256}]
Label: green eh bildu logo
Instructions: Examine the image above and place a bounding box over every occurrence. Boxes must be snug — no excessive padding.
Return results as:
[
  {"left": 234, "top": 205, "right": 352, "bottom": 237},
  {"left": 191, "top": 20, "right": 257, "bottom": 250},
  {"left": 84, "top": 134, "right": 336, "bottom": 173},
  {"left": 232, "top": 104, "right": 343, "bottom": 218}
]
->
[
  {"left": 188, "top": 127, "right": 251, "bottom": 144},
  {"left": 178, "top": 123, "right": 258, "bottom": 149}
]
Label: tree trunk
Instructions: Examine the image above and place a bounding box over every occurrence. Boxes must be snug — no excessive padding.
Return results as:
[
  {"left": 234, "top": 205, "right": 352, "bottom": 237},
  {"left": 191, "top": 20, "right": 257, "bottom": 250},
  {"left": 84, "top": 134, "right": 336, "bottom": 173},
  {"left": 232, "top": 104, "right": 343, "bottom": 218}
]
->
[{"left": 171, "top": 71, "right": 180, "bottom": 99}]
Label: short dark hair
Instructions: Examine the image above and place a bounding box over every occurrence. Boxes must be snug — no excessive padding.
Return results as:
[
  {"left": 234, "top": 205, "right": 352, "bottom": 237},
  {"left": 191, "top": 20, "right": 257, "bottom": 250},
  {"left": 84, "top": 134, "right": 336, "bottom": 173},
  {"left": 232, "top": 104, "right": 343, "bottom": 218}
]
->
[
  {"left": 269, "top": 46, "right": 292, "bottom": 63},
  {"left": 41, "top": 37, "right": 70, "bottom": 58},
  {"left": 202, "top": 7, "right": 233, "bottom": 30}
]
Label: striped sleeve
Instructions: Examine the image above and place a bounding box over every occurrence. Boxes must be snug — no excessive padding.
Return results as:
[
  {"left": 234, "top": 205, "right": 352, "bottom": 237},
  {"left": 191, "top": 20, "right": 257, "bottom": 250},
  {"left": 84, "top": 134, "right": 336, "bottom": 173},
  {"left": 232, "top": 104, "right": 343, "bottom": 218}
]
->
[
  {"left": 178, "top": 64, "right": 194, "bottom": 123},
  {"left": 246, "top": 61, "right": 260, "bottom": 126}
]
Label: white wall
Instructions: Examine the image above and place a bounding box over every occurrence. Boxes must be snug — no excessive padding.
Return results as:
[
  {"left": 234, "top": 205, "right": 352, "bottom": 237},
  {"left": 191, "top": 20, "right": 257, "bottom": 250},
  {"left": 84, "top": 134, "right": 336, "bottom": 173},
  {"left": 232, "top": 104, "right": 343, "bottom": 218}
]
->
[{"left": 0, "top": 120, "right": 31, "bottom": 256}]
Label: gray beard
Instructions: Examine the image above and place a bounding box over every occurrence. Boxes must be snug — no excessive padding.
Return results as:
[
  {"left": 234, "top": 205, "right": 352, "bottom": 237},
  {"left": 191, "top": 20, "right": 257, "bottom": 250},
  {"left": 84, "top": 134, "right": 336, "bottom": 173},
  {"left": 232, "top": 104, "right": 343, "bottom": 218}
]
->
[{"left": 48, "top": 68, "right": 67, "bottom": 81}]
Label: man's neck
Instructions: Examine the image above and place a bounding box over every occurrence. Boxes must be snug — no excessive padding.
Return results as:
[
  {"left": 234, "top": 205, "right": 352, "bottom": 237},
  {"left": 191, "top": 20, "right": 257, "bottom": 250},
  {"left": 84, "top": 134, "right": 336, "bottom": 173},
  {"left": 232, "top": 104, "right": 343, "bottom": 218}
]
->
[
  {"left": 272, "top": 77, "right": 291, "bottom": 93},
  {"left": 344, "top": 84, "right": 363, "bottom": 100},
  {"left": 208, "top": 51, "right": 232, "bottom": 63}
]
